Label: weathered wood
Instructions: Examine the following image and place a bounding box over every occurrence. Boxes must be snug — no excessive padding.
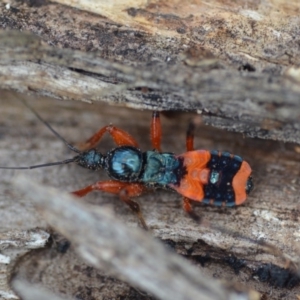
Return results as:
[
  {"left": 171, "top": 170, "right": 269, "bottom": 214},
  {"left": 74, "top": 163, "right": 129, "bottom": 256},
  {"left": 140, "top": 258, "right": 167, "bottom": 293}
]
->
[
  {"left": 0, "top": 1, "right": 300, "bottom": 143},
  {"left": 13, "top": 175, "right": 256, "bottom": 300},
  {"left": 0, "top": 229, "right": 49, "bottom": 299},
  {"left": 13, "top": 281, "right": 71, "bottom": 300},
  {"left": 0, "top": 0, "right": 300, "bottom": 299},
  {"left": 0, "top": 94, "right": 300, "bottom": 299}
]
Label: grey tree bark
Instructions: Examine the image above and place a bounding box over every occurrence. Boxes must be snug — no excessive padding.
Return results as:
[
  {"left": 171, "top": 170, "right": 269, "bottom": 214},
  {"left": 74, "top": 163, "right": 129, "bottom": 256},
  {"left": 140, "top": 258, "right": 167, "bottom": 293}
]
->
[{"left": 0, "top": 1, "right": 300, "bottom": 299}]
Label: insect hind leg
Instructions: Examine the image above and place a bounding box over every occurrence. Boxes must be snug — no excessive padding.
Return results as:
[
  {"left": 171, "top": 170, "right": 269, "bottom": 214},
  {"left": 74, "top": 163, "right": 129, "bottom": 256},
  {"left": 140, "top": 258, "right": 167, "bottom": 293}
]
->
[
  {"left": 186, "top": 115, "right": 202, "bottom": 151},
  {"left": 151, "top": 111, "right": 162, "bottom": 152},
  {"left": 186, "top": 122, "right": 195, "bottom": 152},
  {"left": 183, "top": 197, "right": 202, "bottom": 223}
]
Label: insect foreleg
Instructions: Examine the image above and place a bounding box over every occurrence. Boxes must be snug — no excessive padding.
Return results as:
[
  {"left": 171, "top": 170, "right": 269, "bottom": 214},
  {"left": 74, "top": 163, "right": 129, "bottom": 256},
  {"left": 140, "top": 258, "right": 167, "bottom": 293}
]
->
[
  {"left": 78, "top": 125, "right": 139, "bottom": 151},
  {"left": 72, "top": 180, "right": 148, "bottom": 229}
]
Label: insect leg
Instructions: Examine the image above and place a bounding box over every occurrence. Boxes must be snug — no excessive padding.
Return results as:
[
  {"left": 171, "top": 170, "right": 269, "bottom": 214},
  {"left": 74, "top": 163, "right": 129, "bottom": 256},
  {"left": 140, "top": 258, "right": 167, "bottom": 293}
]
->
[
  {"left": 183, "top": 197, "right": 201, "bottom": 223},
  {"left": 151, "top": 112, "right": 162, "bottom": 152},
  {"left": 72, "top": 181, "right": 148, "bottom": 229},
  {"left": 119, "top": 186, "right": 148, "bottom": 230},
  {"left": 186, "top": 121, "right": 195, "bottom": 151},
  {"left": 78, "top": 125, "right": 139, "bottom": 151}
]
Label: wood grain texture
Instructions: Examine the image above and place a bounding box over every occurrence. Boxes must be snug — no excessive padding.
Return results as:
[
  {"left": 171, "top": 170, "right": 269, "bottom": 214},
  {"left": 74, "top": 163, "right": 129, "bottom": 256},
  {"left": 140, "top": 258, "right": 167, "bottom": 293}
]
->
[
  {"left": 0, "top": 93, "right": 299, "bottom": 299},
  {"left": 13, "top": 175, "right": 255, "bottom": 300},
  {"left": 0, "top": 0, "right": 300, "bottom": 143},
  {"left": 0, "top": 0, "right": 300, "bottom": 299}
]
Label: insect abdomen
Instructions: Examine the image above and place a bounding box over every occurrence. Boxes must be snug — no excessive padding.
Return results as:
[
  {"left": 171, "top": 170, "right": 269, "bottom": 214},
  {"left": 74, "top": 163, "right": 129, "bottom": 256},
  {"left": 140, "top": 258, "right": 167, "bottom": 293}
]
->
[
  {"left": 169, "top": 150, "right": 253, "bottom": 206},
  {"left": 202, "top": 150, "right": 253, "bottom": 206}
]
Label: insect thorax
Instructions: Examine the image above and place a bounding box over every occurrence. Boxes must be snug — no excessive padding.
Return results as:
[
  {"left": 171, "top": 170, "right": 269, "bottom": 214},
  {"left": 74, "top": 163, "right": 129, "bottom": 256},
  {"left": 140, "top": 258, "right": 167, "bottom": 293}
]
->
[
  {"left": 106, "top": 146, "right": 143, "bottom": 181},
  {"left": 105, "top": 146, "right": 184, "bottom": 186},
  {"left": 141, "top": 151, "right": 183, "bottom": 186}
]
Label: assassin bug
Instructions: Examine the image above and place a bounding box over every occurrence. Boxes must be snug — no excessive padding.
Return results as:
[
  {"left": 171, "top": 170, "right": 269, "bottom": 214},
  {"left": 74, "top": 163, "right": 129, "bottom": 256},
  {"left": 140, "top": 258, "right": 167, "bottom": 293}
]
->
[{"left": 0, "top": 100, "right": 253, "bottom": 229}]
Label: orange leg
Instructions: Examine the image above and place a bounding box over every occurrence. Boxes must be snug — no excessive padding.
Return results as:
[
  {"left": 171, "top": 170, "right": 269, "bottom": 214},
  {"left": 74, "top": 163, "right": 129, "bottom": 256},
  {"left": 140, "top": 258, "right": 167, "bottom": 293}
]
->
[
  {"left": 151, "top": 111, "right": 162, "bottom": 152},
  {"left": 72, "top": 180, "right": 148, "bottom": 229},
  {"left": 78, "top": 125, "right": 139, "bottom": 151},
  {"left": 183, "top": 197, "right": 201, "bottom": 222},
  {"left": 186, "top": 122, "right": 195, "bottom": 151}
]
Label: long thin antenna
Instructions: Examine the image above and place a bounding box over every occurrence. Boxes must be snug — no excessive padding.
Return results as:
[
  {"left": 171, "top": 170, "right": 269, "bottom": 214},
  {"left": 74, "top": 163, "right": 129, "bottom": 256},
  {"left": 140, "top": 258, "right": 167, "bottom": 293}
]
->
[
  {"left": 19, "top": 99, "right": 81, "bottom": 154},
  {"left": 0, "top": 158, "right": 76, "bottom": 170}
]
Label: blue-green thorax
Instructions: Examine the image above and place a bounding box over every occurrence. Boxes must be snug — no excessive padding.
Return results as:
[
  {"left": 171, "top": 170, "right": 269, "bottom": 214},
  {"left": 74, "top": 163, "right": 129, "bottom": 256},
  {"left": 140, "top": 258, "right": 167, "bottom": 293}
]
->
[{"left": 142, "top": 151, "right": 181, "bottom": 186}]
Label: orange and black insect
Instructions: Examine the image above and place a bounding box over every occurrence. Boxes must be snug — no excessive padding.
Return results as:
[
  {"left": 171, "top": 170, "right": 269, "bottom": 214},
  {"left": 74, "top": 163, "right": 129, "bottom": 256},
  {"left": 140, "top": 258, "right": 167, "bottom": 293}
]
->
[{"left": 0, "top": 100, "right": 253, "bottom": 229}]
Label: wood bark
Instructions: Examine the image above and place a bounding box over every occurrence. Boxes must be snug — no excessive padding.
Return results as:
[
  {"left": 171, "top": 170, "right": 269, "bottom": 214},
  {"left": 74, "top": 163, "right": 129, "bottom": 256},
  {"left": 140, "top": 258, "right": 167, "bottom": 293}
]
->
[
  {"left": 0, "top": 0, "right": 300, "bottom": 143},
  {"left": 0, "top": 0, "right": 300, "bottom": 299}
]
